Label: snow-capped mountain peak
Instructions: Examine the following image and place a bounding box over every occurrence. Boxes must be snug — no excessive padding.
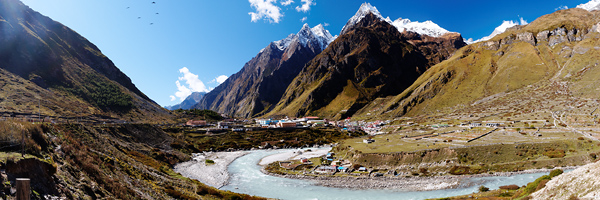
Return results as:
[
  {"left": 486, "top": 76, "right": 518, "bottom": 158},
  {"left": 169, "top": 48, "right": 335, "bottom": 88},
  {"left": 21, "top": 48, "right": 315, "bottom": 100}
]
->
[
  {"left": 340, "top": 3, "right": 391, "bottom": 34},
  {"left": 391, "top": 18, "right": 450, "bottom": 37},
  {"left": 273, "top": 34, "right": 295, "bottom": 51},
  {"left": 311, "top": 24, "right": 336, "bottom": 50},
  {"left": 468, "top": 20, "right": 521, "bottom": 44},
  {"left": 271, "top": 23, "right": 335, "bottom": 52},
  {"left": 341, "top": 3, "right": 453, "bottom": 38},
  {"left": 577, "top": 0, "right": 600, "bottom": 11}
]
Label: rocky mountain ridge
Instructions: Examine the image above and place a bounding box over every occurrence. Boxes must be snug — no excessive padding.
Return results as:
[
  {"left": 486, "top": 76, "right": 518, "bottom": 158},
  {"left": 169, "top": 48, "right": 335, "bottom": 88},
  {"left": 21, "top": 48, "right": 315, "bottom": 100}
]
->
[
  {"left": 193, "top": 23, "right": 334, "bottom": 118},
  {"left": 267, "top": 12, "right": 466, "bottom": 118}
]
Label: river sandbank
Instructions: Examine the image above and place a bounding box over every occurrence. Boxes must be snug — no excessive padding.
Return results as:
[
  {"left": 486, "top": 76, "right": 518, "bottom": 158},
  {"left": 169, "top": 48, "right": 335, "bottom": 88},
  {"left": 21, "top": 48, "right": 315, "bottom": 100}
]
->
[
  {"left": 258, "top": 148, "right": 332, "bottom": 165},
  {"left": 174, "top": 151, "right": 248, "bottom": 188}
]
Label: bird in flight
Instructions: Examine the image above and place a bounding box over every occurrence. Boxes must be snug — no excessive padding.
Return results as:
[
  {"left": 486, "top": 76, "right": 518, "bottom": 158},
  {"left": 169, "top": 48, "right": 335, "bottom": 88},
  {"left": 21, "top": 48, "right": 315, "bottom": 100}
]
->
[{"left": 152, "top": 2, "right": 156, "bottom": 4}]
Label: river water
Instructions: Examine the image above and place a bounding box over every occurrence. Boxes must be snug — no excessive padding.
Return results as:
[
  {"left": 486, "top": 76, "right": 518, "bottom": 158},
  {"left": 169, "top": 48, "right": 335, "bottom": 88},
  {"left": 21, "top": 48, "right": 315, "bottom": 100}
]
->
[{"left": 221, "top": 149, "right": 555, "bottom": 200}]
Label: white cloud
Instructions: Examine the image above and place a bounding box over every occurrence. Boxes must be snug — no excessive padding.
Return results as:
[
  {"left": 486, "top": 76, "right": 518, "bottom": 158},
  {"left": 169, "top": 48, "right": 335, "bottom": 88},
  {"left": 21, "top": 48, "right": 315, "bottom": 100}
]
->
[
  {"left": 248, "top": 0, "right": 283, "bottom": 23},
  {"left": 171, "top": 67, "right": 210, "bottom": 102},
  {"left": 300, "top": 16, "right": 307, "bottom": 22},
  {"left": 577, "top": 0, "right": 600, "bottom": 11},
  {"left": 555, "top": 5, "right": 568, "bottom": 10},
  {"left": 323, "top": 22, "right": 329, "bottom": 27},
  {"left": 215, "top": 75, "right": 228, "bottom": 84},
  {"left": 295, "top": 0, "right": 315, "bottom": 13},
  {"left": 281, "top": 0, "right": 294, "bottom": 6},
  {"left": 519, "top": 17, "right": 528, "bottom": 25}
]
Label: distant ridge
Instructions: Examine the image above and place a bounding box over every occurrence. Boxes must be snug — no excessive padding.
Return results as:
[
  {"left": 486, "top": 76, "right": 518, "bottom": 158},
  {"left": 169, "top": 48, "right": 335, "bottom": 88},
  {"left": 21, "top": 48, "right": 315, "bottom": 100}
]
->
[{"left": 166, "top": 92, "right": 205, "bottom": 110}]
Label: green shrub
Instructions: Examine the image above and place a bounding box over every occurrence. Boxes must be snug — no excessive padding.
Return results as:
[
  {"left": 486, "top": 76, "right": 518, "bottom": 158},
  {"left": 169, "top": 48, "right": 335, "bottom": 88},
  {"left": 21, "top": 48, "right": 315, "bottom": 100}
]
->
[
  {"left": 479, "top": 185, "right": 489, "bottom": 192},
  {"left": 524, "top": 175, "right": 551, "bottom": 194},
  {"left": 205, "top": 159, "right": 215, "bottom": 164},
  {"left": 544, "top": 149, "right": 566, "bottom": 158},
  {"left": 549, "top": 169, "right": 563, "bottom": 178},
  {"left": 499, "top": 184, "right": 520, "bottom": 190}
]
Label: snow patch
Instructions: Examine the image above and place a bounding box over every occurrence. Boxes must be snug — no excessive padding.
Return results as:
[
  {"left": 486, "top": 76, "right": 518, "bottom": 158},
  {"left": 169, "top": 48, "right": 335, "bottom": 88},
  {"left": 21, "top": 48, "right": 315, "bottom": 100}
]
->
[
  {"left": 272, "top": 23, "right": 335, "bottom": 51},
  {"left": 469, "top": 18, "right": 527, "bottom": 44},
  {"left": 391, "top": 18, "right": 450, "bottom": 37},
  {"left": 340, "top": 3, "right": 391, "bottom": 34}
]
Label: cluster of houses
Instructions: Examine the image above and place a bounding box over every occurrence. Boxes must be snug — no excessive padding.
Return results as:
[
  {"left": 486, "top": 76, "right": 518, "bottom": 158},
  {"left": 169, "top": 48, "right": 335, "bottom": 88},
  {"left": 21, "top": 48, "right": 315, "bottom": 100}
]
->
[
  {"left": 256, "top": 116, "right": 326, "bottom": 128},
  {"left": 278, "top": 152, "right": 370, "bottom": 175},
  {"left": 183, "top": 116, "right": 390, "bottom": 135}
]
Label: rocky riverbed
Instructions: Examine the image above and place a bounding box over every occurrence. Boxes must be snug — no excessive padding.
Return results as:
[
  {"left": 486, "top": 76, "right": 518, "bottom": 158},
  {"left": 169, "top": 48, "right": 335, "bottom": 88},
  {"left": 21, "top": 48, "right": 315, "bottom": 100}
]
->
[
  {"left": 174, "top": 151, "right": 248, "bottom": 188},
  {"left": 262, "top": 167, "right": 578, "bottom": 191}
]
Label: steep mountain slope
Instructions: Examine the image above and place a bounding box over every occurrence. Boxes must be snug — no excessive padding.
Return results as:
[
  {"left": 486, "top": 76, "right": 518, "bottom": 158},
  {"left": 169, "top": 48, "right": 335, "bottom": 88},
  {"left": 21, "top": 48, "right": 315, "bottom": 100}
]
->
[
  {"left": 194, "top": 24, "right": 334, "bottom": 118},
  {"left": 366, "top": 8, "right": 600, "bottom": 119},
  {"left": 267, "top": 12, "right": 466, "bottom": 119},
  {"left": 0, "top": 0, "right": 169, "bottom": 122},
  {"left": 166, "top": 92, "right": 205, "bottom": 110}
]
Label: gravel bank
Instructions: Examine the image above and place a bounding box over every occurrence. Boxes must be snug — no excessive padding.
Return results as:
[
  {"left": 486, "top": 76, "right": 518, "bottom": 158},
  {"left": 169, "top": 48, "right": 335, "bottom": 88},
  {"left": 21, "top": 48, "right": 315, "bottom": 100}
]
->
[
  {"left": 262, "top": 167, "right": 578, "bottom": 191},
  {"left": 174, "top": 151, "right": 248, "bottom": 188},
  {"left": 258, "top": 148, "right": 331, "bottom": 166}
]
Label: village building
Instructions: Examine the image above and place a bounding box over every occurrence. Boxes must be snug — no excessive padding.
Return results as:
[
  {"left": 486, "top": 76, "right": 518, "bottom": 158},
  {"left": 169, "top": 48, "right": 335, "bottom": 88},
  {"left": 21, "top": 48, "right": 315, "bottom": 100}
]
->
[
  {"left": 276, "top": 121, "right": 297, "bottom": 128},
  {"left": 363, "top": 139, "right": 375, "bottom": 144},
  {"left": 218, "top": 121, "right": 233, "bottom": 129}
]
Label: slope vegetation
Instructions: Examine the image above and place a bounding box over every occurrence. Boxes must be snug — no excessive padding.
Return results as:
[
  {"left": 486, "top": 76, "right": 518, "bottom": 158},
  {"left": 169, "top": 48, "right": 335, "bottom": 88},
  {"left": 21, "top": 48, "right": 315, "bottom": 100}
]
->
[{"left": 0, "top": 0, "right": 169, "bottom": 122}]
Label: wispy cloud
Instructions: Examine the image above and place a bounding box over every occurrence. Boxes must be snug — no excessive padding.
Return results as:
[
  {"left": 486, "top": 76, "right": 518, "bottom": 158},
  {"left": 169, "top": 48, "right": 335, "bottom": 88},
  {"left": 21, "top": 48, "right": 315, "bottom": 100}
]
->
[
  {"left": 295, "top": 0, "right": 315, "bottom": 13},
  {"left": 555, "top": 5, "right": 568, "bottom": 10},
  {"left": 323, "top": 22, "right": 329, "bottom": 27},
  {"left": 519, "top": 17, "right": 528, "bottom": 25},
  {"left": 215, "top": 75, "right": 228, "bottom": 84},
  {"left": 248, "top": 0, "right": 283, "bottom": 23},
  {"left": 300, "top": 16, "right": 307, "bottom": 22},
  {"left": 170, "top": 67, "right": 210, "bottom": 102},
  {"left": 281, "top": 0, "right": 294, "bottom": 6}
]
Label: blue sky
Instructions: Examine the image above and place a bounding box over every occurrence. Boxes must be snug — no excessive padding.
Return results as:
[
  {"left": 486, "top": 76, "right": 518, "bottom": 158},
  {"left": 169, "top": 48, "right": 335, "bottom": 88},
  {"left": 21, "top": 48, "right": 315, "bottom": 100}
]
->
[{"left": 19, "top": 0, "right": 592, "bottom": 107}]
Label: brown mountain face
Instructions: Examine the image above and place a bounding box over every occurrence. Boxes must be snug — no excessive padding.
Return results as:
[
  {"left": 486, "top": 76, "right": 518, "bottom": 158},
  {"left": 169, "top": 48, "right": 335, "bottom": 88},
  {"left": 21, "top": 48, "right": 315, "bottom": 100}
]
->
[
  {"left": 363, "top": 8, "right": 600, "bottom": 120},
  {"left": 267, "top": 13, "right": 466, "bottom": 119},
  {"left": 194, "top": 25, "right": 328, "bottom": 118},
  {"left": 0, "top": 0, "right": 170, "bottom": 122}
]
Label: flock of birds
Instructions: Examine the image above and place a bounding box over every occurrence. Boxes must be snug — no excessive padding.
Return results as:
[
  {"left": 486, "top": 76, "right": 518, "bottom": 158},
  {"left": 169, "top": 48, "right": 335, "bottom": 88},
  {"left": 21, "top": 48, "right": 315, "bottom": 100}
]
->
[{"left": 127, "top": 1, "right": 159, "bottom": 25}]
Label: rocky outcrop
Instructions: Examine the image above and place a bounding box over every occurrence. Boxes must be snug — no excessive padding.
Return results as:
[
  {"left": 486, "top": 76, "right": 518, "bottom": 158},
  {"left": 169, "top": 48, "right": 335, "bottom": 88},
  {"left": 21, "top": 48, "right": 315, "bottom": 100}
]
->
[
  {"left": 517, "top": 32, "right": 536, "bottom": 46},
  {"left": 6, "top": 159, "right": 58, "bottom": 196}
]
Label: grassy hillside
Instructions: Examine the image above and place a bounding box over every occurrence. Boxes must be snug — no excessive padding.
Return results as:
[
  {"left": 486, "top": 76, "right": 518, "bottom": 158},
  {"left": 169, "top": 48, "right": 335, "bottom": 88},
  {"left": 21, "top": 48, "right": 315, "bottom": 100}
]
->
[
  {"left": 0, "top": 0, "right": 171, "bottom": 123},
  {"left": 0, "top": 121, "right": 264, "bottom": 200}
]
